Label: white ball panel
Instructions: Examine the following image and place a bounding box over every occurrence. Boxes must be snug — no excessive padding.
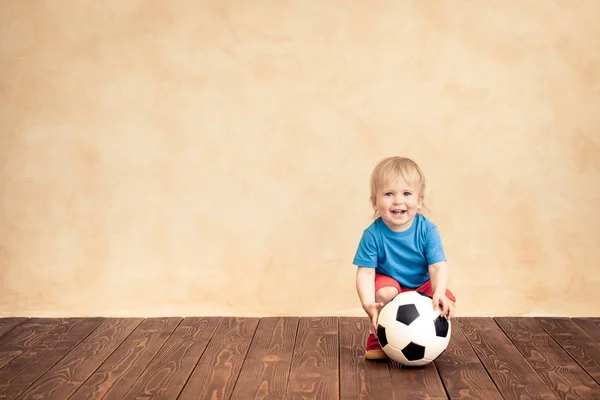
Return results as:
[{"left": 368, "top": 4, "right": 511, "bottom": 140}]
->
[
  {"left": 377, "top": 299, "right": 396, "bottom": 328},
  {"left": 401, "top": 357, "right": 432, "bottom": 367},
  {"left": 412, "top": 294, "right": 439, "bottom": 321},
  {"left": 383, "top": 345, "right": 410, "bottom": 365},
  {"left": 424, "top": 338, "right": 449, "bottom": 360},
  {"left": 408, "top": 317, "right": 436, "bottom": 345},
  {"left": 384, "top": 319, "right": 412, "bottom": 350},
  {"left": 424, "top": 322, "right": 452, "bottom": 360}
]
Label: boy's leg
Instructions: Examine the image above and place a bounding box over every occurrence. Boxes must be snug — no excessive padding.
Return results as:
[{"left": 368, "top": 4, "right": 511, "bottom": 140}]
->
[{"left": 365, "top": 274, "right": 401, "bottom": 360}]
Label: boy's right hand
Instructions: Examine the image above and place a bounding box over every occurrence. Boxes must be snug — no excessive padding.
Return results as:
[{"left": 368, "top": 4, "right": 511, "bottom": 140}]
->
[{"left": 363, "top": 302, "right": 385, "bottom": 334}]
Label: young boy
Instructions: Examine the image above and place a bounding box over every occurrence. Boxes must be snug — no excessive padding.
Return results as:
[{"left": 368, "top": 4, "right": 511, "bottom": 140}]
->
[{"left": 354, "top": 156, "right": 456, "bottom": 360}]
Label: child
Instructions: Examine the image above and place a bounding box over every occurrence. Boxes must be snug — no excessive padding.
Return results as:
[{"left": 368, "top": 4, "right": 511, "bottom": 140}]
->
[{"left": 353, "top": 156, "right": 456, "bottom": 360}]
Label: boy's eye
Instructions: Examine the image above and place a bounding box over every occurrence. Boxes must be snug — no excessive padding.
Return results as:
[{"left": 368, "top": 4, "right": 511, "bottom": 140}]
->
[
  {"left": 384, "top": 192, "right": 393, "bottom": 196},
  {"left": 403, "top": 192, "right": 412, "bottom": 196}
]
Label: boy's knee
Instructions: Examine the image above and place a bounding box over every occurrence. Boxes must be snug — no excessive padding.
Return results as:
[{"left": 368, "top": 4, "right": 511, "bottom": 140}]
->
[{"left": 375, "top": 286, "right": 399, "bottom": 304}]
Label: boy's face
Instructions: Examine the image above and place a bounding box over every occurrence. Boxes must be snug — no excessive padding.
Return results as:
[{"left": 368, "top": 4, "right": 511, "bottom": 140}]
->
[{"left": 373, "top": 176, "right": 423, "bottom": 232}]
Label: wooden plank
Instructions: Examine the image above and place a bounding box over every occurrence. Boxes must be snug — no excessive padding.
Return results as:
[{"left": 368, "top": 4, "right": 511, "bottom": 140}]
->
[
  {"left": 389, "top": 360, "right": 447, "bottom": 400},
  {"left": 435, "top": 318, "right": 502, "bottom": 400},
  {"left": 285, "top": 317, "right": 339, "bottom": 400},
  {"left": 0, "top": 318, "right": 65, "bottom": 373},
  {"left": 574, "top": 318, "right": 600, "bottom": 341},
  {"left": 0, "top": 317, "right": 104, "bottom": 399},
  {"left": 0, "top": 351, "right": 20, "bottom": 369},
  {"left": 69, "top": 317, "right": 182, "bottom": 400},
  {"left": 122, "top": 317, "right": 221, "bottom": 399},
  {"left": 178, "top": 317, "right": 260, "bottom": 400},
  {"left": 536, "top": 317, "right": 600, "bottom": 384},
  {"left": 0, "top": 318, "right": 66, "bottom": 352},
  {"left": 496, "top": 317, "right": 600, "bottom": 400},
  {"left": 18, "top": 318, "right": 143, "bottom": 400},
  {"left": 0, "top": 318, "right": 27, "bottom": 339},
  {"left": 456, "top": 317, "right": 558, "bottom": 400},
  {"left": 230, "top": 317, "right": 299, "bottom": 400},
  {"left": 338, "top": 317, "right": 393, "bottom": 400}
]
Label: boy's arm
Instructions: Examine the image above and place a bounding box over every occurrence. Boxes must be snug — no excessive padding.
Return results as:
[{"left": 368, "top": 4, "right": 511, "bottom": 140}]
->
[
  {"left": 356, "top": 267, "right": 383, "bottom": 333},
  {"left": 356, "top": 267, "right": 376, "bottom": 306},
  {"left": 429, "top": 261, "right": 454, "bottom": 318},
  {"left": 428, "top": 261, "right": 448, "bottom": 295}
]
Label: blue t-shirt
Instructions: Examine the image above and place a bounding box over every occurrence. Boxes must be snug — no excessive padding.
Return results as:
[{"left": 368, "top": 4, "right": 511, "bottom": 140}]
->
[{"left": 352, "top": 214, "right": 446, "bottom": 288}]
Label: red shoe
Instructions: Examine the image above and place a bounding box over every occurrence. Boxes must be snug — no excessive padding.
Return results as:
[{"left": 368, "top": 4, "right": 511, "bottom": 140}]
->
[{"left": 365, "top": 333, "right": 388, "bottom": 360}]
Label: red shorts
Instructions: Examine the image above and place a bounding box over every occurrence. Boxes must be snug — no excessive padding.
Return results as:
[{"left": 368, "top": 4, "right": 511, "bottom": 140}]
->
[{"left": 375, "top": 273, "right": 456, "bottom": 302}]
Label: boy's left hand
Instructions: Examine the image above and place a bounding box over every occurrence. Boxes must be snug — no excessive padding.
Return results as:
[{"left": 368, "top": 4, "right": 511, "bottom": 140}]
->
[{"left": 432, "top": 293, "right": 455, "bottom": 319}]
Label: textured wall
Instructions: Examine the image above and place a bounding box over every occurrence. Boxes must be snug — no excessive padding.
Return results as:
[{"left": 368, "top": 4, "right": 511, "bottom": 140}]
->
[{"left": 1, "top": 1, "right": 599, "bottom": 317}]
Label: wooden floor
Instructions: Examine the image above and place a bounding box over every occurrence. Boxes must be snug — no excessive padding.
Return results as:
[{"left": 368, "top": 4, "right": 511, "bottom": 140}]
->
[{"left": 0, "top": 317, "right": 599, "bottom": 399}]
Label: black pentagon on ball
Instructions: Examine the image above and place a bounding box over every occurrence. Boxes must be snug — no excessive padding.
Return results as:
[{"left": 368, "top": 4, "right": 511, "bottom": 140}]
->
[
  {"left": 395, "top": 304, "right": 420, "bottom": 325},
  {"left": 434, "top": 315, "right": 449, "bottom": 337},
  {"left": 402, "top": 342, "right": 425, "bottom": 361},
  {"left": 376, "top": 324, "right": 388, "bottom": 347}
]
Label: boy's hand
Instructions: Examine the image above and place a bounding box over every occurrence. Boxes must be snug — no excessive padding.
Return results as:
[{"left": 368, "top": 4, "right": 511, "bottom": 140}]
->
[
  {"left": 432, "top": 293, "right": 455, "bottom": 319},
  {"left": 363, "top": 302, "right": 385, "bottom": 334}
]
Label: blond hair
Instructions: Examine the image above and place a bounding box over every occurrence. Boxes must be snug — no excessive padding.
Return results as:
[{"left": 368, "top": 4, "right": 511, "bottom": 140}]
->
[{"left": 369, "top": 156, "right": 427, "bottom": 218}]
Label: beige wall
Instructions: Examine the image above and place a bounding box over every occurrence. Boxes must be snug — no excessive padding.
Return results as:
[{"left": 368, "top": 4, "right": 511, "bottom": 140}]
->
[{"left": 1, "top": 1, "right": 599, "bottom": 318}]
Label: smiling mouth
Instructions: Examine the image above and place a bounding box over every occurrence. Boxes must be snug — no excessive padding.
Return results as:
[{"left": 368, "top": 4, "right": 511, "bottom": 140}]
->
[{"left": 391, "top": 210, "right": 407, "bottom": 215}]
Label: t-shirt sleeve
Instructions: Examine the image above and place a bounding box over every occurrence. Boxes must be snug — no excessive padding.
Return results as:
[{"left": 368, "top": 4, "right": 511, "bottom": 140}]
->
[
  {"left": 425, "top": 225, "right": 446, "bottom": 265},
  {"left": 353, "top": 230, "right": 378, "bottom": 268}
]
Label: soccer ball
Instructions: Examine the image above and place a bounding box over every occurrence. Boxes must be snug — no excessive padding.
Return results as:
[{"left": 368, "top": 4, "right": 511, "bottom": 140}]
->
[{"left": 376, "top": 291, "right": 451, "bottom": 366}]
